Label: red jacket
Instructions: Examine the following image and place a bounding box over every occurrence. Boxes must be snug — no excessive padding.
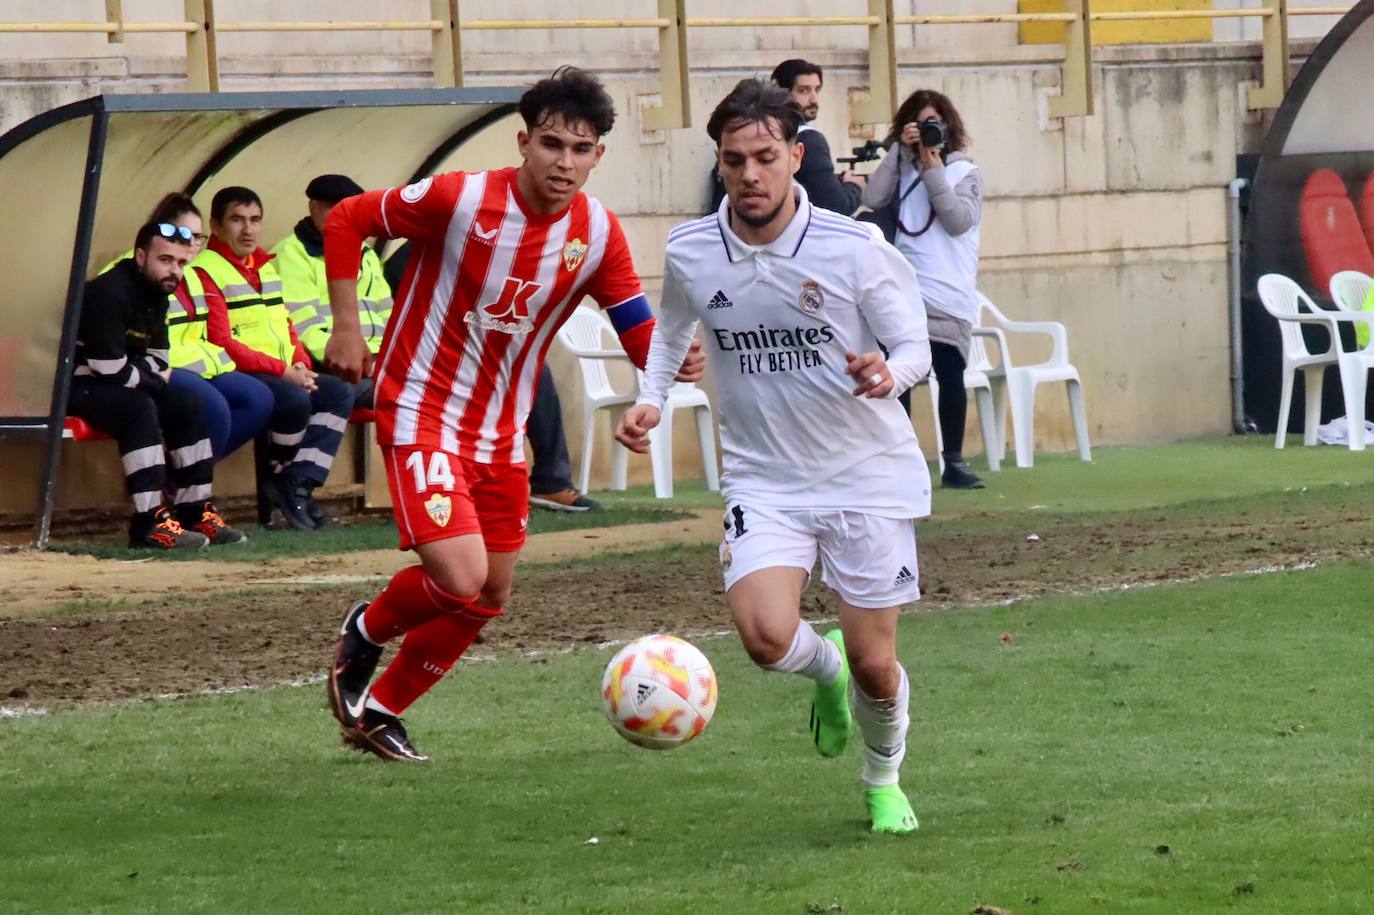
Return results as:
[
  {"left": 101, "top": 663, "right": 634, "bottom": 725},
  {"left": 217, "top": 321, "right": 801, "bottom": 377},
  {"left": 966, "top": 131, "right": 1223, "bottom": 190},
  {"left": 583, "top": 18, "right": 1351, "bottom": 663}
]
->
[{"left": 198, "top": 235, "right": 309, "bottom": 376}]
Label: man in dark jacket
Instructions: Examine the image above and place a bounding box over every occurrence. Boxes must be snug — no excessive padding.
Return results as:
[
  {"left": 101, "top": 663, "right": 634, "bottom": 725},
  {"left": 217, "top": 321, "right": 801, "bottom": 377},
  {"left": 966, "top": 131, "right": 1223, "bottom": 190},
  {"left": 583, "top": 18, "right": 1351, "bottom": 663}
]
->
[
  {"left": 773, "top": 58, "right": 865, "bottom": 215},
  {"left": 707, "top": 59, "right": 866, "bottom": 215},
  {"left": 68, "top": 222, "right": 245, "bottom": 549}
]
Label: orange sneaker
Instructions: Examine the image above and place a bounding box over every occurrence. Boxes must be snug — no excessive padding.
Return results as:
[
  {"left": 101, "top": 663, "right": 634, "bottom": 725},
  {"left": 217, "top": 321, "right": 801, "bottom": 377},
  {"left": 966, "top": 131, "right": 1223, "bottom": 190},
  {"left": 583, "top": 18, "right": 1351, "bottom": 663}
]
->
[
  {"left": 179, "top": 501, "right": 248, "bottom": 545},
  {"left": 129, "top": 506, "right": 209, "bottom": 551}
]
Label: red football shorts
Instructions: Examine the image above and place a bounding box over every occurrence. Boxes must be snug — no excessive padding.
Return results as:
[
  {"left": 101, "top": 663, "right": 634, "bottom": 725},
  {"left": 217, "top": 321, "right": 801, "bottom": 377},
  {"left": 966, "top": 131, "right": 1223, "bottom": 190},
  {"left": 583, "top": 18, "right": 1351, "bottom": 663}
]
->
[{"left": 382, "top": 444, "right": 530, "bottom": 553}]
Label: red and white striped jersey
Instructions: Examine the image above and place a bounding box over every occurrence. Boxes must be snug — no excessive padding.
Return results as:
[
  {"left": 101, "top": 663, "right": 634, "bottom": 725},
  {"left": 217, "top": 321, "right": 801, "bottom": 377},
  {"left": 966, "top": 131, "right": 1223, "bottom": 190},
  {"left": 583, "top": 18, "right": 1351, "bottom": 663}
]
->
[{"left": 325, "top": 167, "right": 647, "bottom": 463}]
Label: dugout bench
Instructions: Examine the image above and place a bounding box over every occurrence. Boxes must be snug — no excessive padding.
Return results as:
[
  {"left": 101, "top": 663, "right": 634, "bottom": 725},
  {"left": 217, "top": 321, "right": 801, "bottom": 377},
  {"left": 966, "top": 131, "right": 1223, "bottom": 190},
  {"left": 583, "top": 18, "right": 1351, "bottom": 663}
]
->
[{"left": 0, "top": 88, "right": 524, "bottom": 547}]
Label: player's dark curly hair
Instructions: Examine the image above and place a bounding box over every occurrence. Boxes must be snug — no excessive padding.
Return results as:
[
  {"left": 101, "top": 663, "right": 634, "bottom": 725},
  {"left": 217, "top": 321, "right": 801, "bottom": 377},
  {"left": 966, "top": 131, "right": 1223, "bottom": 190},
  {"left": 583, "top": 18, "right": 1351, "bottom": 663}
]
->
[
  {"left": 519, "top": 66, "right": 617, "bottom": 137},
  {"left": 706, "top": 78, "right": 804, "bottom": 146}
]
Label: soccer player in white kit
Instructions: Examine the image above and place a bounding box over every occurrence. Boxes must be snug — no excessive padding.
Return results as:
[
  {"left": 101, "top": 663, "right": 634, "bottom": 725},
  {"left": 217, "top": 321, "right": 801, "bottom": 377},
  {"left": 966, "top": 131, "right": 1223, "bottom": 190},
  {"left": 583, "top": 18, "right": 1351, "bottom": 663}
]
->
[{"left": 617, "top": 79, "right": 933, "bottom": 834}]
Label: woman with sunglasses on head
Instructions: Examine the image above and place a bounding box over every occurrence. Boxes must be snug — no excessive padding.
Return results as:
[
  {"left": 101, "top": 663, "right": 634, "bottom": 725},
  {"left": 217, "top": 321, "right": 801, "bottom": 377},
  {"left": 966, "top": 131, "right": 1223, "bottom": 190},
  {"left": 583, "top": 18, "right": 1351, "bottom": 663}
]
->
[
  {"left": 863, "top": 89, "right": 987, "bottom": 490},
  {"left": 101, "top": 194, "right": 275, "bottom": 465}
]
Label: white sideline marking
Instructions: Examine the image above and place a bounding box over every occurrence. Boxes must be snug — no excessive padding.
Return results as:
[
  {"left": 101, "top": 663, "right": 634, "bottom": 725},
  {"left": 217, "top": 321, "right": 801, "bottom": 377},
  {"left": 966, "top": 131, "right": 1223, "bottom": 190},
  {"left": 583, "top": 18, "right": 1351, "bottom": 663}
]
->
[
  {"left": 246, "top": 574, "right": 392, "bottom": 586},
  {"left": 0, "top": 559, "right": 1326, "bottom": 717},
  {"left": 0, "top": 706, "right": 48, "bottom": 719}
]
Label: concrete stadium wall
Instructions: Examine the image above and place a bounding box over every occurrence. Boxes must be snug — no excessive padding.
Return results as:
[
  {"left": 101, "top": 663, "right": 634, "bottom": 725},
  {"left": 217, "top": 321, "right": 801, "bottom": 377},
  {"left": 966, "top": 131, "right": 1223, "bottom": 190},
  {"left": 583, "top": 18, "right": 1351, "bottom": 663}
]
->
[{"left": 0, "top": 1, "right": 1327, "bottom": 518}]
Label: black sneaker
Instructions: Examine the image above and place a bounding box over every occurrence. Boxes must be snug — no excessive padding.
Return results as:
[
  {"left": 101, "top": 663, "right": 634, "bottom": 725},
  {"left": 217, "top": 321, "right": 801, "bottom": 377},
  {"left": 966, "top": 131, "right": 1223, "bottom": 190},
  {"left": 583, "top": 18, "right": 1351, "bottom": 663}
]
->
[
  {"left": 261, "top": 473, "right": 317, "bottom": 531},
  {"left": 304, "top": 490, "right": 339, "bottom": 528},
  {"left": 128, "top": 506, "right": 210, "bottom": 551},
  {"left": 343, "top": 709, "right": 429, "bottom": 762},
  {"left": 327, "top": 601, "right": 383, "bottom": 728},
  {"left": 941, "top": 460, "right": 986, "bottom": 490}
]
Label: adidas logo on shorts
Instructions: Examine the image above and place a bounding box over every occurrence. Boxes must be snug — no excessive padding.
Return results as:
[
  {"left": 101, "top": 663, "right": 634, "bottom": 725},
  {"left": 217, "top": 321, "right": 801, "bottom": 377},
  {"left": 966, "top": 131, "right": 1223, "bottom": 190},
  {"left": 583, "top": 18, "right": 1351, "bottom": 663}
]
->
[
  {"left": 707, "top": 289, "right": 733, "bottom": 310},
  {"left": 893, "top": 565, "right": 915, "bottom": 587}
]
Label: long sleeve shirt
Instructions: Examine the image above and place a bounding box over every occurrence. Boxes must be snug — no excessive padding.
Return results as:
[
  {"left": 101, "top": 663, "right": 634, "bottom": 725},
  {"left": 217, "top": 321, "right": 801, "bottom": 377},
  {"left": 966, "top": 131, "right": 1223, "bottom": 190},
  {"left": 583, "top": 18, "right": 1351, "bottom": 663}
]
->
[
  {"left": 199, "top": 236, "right": 309, "bottom": 376},
  {"left": 73, "top": 258, "right": 172, "bottom": 393},
  {"left": 796, "top": 126, "right": 863, "bottom": 216}
]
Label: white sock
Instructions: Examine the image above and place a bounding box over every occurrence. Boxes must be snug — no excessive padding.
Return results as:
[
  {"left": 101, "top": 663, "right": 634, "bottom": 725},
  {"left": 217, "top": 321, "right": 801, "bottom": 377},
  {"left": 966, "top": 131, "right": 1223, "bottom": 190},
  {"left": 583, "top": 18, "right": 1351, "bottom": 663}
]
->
[
  {"left": 762, "top": 621, "right": 842, "bottom": 684},
  {"left": 355, "top": 613, "right": 379, "bottom": 646},
  {"left": 364, "top": 694, "right": 397, "bottom": 717},
  {"left": 854, "top": 666, "right": 910, "bottom": 787}
]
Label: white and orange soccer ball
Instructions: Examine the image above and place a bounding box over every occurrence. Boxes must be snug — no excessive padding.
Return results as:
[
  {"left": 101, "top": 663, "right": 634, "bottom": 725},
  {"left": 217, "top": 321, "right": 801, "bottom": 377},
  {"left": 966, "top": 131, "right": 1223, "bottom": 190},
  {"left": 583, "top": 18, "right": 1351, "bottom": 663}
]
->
[{"left": 601, "top": 634, "right": 718, "bottom": 750}]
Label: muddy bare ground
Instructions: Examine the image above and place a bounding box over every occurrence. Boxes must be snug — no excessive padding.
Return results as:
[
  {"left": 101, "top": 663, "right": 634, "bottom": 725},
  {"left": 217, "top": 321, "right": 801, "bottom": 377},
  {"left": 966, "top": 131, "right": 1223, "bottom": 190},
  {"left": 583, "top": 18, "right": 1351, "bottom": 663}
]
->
[{"left": 2, "top": 504, "right": 1372, "bottom": 708}]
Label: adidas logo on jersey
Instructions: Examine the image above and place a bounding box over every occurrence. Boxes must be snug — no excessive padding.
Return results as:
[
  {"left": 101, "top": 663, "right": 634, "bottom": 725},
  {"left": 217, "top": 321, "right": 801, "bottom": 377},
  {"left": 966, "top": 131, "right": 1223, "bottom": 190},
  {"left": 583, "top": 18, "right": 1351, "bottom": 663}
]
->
[
  {"left": 707, "top": 290, "right": 733, "bottom": 310},
  {"left": 894, "top": 566, "right": 916, "bottom": 587}
]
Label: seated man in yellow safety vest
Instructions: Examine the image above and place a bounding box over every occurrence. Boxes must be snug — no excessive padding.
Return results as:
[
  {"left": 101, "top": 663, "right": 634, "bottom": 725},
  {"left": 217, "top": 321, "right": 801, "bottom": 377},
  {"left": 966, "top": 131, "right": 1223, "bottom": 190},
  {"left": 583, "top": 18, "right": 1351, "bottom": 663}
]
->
[
  {"left": 272, "top": 174, "right": 392, "bottom": 408},
  {"left": 198, "top": 186, "right": 356, "bottom": 531}
]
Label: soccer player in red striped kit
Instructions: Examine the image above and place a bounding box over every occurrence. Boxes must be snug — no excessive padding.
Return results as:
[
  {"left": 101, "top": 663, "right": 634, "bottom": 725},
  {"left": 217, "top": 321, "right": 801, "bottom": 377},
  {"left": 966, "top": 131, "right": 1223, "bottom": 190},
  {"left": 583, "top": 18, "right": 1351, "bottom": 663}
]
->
[{"left": 321, "top": 67, "right": 704, "bottom": 761}]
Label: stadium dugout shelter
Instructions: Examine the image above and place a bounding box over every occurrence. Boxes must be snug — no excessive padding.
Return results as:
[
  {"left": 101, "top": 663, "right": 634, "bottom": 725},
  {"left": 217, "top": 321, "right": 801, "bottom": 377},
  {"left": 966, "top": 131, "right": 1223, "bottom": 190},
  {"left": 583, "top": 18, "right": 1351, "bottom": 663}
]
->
[
  {"left": 1241, "top": 0, "right": 1374, "bottom": 434},
  {"left": 0, "top": 87, "right": 523, "bottom": 548}
]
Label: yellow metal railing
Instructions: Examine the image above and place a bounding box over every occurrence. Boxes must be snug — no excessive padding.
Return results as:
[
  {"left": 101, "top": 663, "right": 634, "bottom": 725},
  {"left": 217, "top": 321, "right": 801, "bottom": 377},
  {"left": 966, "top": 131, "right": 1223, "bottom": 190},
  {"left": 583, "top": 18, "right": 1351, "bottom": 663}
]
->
[{"left": 0, "top": 1, "right": 1357, "bottom": 124}]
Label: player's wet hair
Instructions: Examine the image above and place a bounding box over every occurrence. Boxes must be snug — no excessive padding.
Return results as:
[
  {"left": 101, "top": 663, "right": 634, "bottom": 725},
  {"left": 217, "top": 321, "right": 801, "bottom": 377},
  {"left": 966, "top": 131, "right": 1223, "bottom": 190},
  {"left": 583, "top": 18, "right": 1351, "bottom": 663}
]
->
[
  {"left": 519, "top": 66, "right": 616, "bottom": 138},
  {"left": 210, "top": 186, "right": 263, "bottom": 222},
  {"left": 706, "top": 78, "right": 804, "bottom": 146}
]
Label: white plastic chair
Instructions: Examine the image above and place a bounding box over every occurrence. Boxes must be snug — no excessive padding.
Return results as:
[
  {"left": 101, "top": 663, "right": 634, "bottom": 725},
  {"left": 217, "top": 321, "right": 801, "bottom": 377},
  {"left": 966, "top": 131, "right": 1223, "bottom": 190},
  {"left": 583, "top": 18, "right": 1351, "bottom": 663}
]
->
[
  {"left": 1329, "top": 270, "right": 1372, "bottom": 312},
  {"left": 555, "top": 305, "right": 719, "bottom": 498},
  {"left": 975, "top": 293, "right": 1091, "bottom": 469},
  {"left": 914, "top": 331, "right": 1002, "bottom": 472},
  {"left": 1258, "top": 273, "right": 1374, "bottom": 450}
]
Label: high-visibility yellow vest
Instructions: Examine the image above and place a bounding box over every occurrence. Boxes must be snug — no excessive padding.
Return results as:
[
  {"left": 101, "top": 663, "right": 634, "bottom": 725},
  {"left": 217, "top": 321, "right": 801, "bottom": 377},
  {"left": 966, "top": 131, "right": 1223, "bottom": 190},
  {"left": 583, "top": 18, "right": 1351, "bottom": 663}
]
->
[
  {"left": 97, "top": 251, "right": 235, "bottom": 379},
  {"left": 271, "top": 233, "right": 393, "bottom": 362},
  {"left": 193, "top": 248, "right": 295, "bottom": 365},
  {"left": 167, "top": 268, "right": 237, "bottom": 378}
]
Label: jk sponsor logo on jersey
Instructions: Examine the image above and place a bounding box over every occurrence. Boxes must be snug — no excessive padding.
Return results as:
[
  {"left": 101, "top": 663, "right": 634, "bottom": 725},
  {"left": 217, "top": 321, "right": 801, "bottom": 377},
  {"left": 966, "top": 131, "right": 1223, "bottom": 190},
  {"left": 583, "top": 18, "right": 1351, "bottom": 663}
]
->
[
  {"left": 712, "top": 323, "right": 833, "bottom": 376},
  {"left": 467, "top": 277, "right": 540, "bottom": 334}
]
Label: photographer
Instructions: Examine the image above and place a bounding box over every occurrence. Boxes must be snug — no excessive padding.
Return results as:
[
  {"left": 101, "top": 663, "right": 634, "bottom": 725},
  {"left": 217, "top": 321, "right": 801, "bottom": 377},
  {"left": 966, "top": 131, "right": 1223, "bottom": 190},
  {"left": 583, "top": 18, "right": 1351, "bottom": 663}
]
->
[{"left": 863, "top": 89, "right": 986, "bottom": 490}]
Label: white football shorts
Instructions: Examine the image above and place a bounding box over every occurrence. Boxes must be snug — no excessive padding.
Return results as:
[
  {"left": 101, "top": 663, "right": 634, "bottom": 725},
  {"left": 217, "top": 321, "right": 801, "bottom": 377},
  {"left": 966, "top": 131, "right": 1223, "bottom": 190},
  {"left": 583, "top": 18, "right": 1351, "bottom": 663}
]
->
[{"left": 718, "top": 501, "right": 920, "bottom": 609}]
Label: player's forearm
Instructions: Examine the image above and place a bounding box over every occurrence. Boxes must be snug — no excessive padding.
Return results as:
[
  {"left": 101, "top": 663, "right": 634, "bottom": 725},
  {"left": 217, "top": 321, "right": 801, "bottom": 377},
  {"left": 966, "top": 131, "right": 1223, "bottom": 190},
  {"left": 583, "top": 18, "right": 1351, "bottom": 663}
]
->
[
  {"left": 328, "top": 279, "right": 363, "bottom": 333},
  {"left": 635, "top": 313, "right": 697, "bottom": 409},
  {"left": 883, "top": 338, "right": 932, "bottom": 398}
]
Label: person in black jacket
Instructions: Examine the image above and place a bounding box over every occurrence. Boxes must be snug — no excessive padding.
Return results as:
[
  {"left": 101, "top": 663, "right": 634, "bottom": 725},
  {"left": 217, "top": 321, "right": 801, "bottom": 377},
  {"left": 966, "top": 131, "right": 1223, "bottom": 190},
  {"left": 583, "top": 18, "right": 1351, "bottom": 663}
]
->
[
  {"left": 68, "top": 222, "right": 246, "bottom": 550},
  {"left": 706, "top": 60, "right": 867, "bottom": 215},
  {"left": 773, "top": 59, "right": 865, "bottom": 215}
]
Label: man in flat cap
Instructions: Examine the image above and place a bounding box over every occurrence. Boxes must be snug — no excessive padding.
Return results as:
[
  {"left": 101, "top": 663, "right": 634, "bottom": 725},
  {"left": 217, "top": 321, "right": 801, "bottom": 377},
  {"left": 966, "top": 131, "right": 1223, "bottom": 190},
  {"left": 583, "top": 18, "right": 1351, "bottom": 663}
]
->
[{"left": 273, "top": 174, "right": 393, "bottom": 410}]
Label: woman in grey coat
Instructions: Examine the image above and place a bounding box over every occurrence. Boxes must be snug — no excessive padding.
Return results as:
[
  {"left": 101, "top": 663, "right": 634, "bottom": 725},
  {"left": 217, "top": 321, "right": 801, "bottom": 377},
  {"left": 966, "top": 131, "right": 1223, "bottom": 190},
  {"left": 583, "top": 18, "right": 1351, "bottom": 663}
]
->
[{"left": 863, "top": 89, "right": 986, "bottom": 489}]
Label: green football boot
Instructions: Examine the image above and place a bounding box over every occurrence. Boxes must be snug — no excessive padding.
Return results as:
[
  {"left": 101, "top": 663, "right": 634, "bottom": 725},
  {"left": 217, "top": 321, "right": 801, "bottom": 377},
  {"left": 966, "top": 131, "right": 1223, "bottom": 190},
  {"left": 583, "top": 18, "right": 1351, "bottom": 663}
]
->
[
  {"left": 865, "top": 784, "right": 919, "bottom": 835},
  {"left": 808, "top": 629, "right": 852, "bottom": 758}
]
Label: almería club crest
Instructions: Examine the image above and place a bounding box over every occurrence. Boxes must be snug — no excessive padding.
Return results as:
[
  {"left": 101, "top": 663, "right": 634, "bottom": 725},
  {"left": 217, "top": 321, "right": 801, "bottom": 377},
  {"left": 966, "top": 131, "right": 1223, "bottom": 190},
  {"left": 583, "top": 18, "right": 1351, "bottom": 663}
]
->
[
  {"left": 424, "top": 493, "right": 452, "bottom": 527},
  {"left": 562, "top": 237, "right": 589, "bottom": 271}
]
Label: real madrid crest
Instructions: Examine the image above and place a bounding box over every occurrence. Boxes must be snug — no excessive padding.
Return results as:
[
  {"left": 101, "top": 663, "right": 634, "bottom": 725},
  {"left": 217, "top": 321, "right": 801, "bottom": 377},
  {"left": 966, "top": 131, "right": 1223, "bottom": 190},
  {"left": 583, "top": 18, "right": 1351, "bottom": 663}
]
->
[
  {"left": 799, "top": 279, "right": 824, "bottom": 314},
  {"left": 562, "top": 237, "right": 589, "bottom": 272},
  {"left": 424, "top": 492, "right": 452, "bottom": 527}
]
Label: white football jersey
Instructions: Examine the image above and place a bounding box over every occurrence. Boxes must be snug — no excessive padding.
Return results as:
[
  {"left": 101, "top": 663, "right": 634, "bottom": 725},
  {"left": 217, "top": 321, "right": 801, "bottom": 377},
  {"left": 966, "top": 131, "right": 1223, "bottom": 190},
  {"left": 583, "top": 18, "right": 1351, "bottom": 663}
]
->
[{"left": 639, "top": 184, "right": 933, "bottom": 518}]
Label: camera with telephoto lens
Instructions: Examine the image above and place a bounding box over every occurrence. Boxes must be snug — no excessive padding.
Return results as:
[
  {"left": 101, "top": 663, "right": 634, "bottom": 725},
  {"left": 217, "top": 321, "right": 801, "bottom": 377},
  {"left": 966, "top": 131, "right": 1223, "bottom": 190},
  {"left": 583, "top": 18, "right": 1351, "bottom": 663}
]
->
[{"left": 915, "top": 118, "right": 949, "bottom": 151}]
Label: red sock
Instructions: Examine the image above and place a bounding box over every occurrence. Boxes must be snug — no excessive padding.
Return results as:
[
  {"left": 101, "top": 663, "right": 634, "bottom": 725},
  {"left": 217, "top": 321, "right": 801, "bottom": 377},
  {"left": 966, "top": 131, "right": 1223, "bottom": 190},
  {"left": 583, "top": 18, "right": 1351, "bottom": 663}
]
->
[
  {"left": 362, "top": 565, "right": 472, "bottom": 644},
  {"left": 368, "top": 603, "right": 501, "bottom": 716}
]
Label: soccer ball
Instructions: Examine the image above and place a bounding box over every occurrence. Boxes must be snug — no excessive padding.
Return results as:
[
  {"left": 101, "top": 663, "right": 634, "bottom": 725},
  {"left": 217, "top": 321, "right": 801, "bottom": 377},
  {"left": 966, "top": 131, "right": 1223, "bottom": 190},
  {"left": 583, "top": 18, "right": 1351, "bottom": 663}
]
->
[{"left": 601, "top": 634, "right": 718, "bottom": 750}]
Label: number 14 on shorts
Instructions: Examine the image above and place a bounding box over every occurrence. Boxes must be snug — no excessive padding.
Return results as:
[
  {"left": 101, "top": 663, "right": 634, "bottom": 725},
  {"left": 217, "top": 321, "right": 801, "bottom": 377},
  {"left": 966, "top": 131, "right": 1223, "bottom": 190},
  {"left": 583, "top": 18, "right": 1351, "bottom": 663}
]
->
[{"left": 405, "top": 451, "right": 456, "bottom": 493}]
